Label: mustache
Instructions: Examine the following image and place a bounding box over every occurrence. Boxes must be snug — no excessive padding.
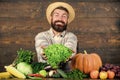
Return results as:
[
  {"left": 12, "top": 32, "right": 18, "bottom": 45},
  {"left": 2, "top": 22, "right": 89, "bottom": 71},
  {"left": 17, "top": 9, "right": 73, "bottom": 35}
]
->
[{"left": 54, "top": 20, "right": 65, "bottom": 24}]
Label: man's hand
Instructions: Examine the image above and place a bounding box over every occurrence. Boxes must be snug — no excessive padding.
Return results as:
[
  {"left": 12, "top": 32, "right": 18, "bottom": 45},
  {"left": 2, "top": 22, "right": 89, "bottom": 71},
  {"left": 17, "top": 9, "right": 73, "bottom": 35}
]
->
[
  {"left": 40, "top": 46, "right": 48, "bottom": 60},
  {"left": 41, "top": 53, "right": 47, "bottom": 60}
]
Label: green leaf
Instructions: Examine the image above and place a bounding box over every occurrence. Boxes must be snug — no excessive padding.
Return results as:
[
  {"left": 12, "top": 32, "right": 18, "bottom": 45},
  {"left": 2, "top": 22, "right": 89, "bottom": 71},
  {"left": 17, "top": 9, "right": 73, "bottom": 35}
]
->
[{"left": 57, "top": 69, "right": 67, "bottom": 78}]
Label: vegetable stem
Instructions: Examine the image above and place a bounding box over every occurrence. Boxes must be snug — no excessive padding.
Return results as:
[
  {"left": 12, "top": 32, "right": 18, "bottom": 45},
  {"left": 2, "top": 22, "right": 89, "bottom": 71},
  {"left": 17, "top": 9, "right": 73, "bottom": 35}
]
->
[{"left": 84, "top": 50, "right": 87, "bottom": 54}]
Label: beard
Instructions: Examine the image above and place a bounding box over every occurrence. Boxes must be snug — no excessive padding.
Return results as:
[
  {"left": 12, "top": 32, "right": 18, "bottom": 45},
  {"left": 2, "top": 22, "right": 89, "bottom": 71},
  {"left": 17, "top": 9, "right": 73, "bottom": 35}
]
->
[{"left": 51, "top": 20, "right": 67, "bottom": 32}]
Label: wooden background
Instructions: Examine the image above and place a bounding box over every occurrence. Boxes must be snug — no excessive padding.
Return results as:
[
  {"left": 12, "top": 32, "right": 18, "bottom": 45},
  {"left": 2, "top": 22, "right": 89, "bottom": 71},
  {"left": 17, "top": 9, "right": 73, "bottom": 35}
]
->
[{"left": 0, "top": 0, "right": 120, "bottom": 71}]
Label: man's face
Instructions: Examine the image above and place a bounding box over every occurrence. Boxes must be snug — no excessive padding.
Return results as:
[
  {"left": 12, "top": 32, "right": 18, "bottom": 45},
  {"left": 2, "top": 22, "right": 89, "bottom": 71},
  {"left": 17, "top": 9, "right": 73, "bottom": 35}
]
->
[{"left": 51, "top": 9, "right": 69, "bottom": 32}]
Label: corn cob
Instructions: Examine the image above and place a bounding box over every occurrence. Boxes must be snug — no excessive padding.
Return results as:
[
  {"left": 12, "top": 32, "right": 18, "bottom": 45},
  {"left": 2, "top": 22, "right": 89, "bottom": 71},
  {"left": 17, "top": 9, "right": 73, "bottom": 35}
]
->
[
  {"left": 4, "top": 65, "right": 26, "bottom": 79},
  {"left": 0, "top": 72, "right": 11, "bottom": 79}
]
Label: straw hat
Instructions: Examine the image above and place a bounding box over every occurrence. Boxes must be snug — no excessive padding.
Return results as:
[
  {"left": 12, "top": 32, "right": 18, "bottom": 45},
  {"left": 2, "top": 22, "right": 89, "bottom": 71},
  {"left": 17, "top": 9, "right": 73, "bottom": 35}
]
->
[{"left": 46, "top": 2, "right": 75, "bottom": 24}]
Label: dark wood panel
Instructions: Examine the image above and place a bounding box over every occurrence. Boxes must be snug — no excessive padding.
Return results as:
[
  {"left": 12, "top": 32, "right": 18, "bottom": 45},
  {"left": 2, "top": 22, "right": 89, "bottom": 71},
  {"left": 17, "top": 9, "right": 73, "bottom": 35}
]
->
[
  {"left": 0, "top": 0, "right": 120, "bottom": 2},
  {"left": 74, "top": 2, "right": 120, "bottom": 18},
  {"left": 0, "top": 2, "right": 119, "bottom": 18},
  {"left": 69, "top": 18, "right": 120, "bottom": 33},
  {"left": 0, "top": 2, "right": 45, "bottom": 18},
  {"left": 77, "top": 33, "right": 120, "bottom": 48}
]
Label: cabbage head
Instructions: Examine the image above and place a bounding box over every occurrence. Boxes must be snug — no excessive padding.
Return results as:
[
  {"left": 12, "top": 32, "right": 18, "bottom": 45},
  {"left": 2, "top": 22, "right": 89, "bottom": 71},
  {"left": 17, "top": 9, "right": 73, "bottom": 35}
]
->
[{"left": 17, "top": 62, "right": 33, "bottom": 75}]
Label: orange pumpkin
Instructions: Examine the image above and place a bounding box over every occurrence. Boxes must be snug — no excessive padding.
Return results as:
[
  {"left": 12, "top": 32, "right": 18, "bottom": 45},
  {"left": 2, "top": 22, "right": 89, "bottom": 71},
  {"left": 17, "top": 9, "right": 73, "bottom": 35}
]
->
[{"left": 71, "top": 50, "right": 102, "bottom": 74}]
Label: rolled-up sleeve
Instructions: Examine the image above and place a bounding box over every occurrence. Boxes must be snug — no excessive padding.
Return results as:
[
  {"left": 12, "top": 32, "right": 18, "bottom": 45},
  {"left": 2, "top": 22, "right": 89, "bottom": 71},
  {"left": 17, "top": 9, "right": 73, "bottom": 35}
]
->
[
  {"left": 64, "top": 33, "right": 77, "bottom": 56},
  {"left": 35, "top": 32, "right": 48, "bottom": 62}
]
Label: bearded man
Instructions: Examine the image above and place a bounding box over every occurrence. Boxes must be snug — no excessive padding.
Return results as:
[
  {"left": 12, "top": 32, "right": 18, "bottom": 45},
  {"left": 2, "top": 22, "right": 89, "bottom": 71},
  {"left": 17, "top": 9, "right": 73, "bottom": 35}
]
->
[{"left": 35, "top": 2, "right": 77, "bottom": 71}]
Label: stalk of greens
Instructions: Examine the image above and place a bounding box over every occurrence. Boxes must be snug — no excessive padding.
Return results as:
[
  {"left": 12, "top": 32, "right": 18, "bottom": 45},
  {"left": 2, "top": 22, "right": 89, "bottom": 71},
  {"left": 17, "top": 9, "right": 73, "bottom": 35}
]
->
[
  {"left": 44, "top": 44, "right": 72, "bottom": 69},
  {"left": 52, "top": 69, "right": 88, "bottom": 79},
  {"left": 66, "top": 69, "right": 88, "bottom": 79},
  {"left": 12, "top": 48, "right": 35, "bottom": 66}
]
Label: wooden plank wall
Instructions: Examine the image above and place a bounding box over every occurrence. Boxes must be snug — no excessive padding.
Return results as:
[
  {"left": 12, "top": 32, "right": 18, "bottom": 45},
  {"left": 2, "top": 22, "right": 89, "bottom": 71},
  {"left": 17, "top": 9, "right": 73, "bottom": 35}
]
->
[{"left": 0, "top": 0, "right": 120, "bottom": 71}]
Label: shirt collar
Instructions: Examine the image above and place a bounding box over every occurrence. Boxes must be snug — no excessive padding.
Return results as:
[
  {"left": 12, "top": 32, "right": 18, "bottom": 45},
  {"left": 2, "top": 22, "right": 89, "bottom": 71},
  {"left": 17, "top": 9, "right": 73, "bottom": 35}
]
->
[{"left": 49, "top": 28, "right": 66, "bottom": 37}]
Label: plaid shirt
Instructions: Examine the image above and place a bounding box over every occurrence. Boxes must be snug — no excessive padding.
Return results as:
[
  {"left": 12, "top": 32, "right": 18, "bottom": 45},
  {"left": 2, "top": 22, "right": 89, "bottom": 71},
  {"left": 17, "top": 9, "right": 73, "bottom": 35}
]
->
[{"left": 35, "top": 28, "right": 77, "bottom": 62}]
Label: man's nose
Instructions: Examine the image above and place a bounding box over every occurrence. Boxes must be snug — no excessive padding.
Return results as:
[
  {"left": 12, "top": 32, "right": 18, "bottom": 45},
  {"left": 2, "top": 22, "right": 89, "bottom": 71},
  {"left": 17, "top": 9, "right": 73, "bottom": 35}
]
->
[{"left": 57, "top": 16, "right": 63, "bottom": 21}]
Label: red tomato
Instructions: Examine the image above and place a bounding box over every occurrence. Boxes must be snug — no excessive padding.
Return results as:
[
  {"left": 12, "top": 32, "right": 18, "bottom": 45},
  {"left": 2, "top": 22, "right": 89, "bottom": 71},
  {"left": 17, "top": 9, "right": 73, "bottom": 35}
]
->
[
  {"left": 90, "top": 70, "right": 99, "bottom": 79},
  {"left": 107, "top": 70, "right": 115, "bottom": 79}
]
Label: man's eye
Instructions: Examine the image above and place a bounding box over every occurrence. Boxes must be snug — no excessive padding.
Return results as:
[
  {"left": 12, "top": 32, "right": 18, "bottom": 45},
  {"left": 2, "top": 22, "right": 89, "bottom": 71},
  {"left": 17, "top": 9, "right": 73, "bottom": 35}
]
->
[
  {"left": 62, "top": 15, "right": 68, "bottom": 19},
  {"left": 62, "top": 15, "right": 67, "bottom": 18}
]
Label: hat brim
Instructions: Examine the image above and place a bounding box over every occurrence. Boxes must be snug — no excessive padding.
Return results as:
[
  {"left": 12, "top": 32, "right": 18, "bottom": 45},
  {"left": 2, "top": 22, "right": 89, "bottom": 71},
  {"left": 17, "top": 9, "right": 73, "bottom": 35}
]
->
[{"left": 46, "top": 2, "right": 75, "bottom": 24}]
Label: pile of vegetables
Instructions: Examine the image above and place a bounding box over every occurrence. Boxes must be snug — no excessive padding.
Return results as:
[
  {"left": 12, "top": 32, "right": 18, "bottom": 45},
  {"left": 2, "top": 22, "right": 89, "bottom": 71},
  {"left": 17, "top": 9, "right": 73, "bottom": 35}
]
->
[
  {"left": 1, "top": 47, "right": 91, "bottom": 80},
  {"left": 44, "top": 44, "right": 72, "bottom": 69},
  {"left": 2, "top": 47, "right": 120, "bottom": 80},
  {"left": 2, "top": 48, "right": 38, "bottom": 79},
  {"left": 12, "top": 48, "right": 35, "bottom": 77}
]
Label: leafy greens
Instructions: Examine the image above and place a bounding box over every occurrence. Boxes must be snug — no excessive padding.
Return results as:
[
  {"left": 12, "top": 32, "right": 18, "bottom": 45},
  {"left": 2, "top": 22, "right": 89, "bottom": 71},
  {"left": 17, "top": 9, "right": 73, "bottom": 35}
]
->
[{"left": 44, "top": 44, "right": 72, "bottom": 69}]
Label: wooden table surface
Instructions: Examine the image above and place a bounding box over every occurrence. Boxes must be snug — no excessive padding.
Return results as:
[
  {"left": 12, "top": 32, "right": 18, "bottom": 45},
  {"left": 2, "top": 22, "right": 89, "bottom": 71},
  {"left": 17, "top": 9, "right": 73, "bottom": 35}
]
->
[{"left": 0, "top": 78, "right": 118, "bottom": 80}]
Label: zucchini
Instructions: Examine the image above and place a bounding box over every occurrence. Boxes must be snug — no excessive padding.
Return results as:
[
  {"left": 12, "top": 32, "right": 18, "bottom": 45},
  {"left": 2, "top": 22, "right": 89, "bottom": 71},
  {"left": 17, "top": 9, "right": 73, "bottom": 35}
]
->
[{"left": 57, "top": 69, "right": 67, "bottom": 78}]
